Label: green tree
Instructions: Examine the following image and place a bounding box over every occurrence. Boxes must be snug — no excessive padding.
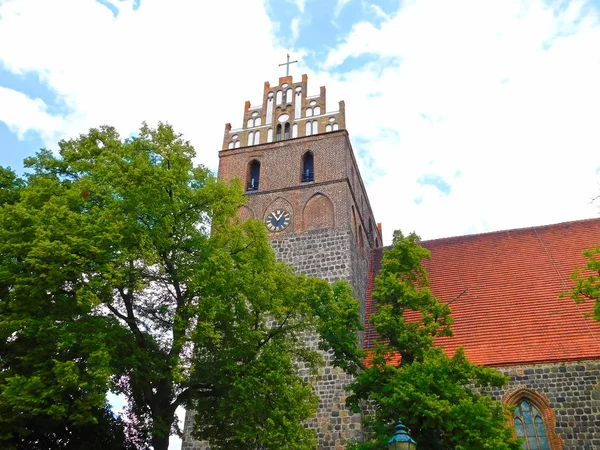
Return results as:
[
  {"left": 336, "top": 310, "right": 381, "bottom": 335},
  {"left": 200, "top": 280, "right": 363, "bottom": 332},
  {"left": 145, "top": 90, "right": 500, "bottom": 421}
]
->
[
  {"left": 563, "top": 246, "right": 600, "bottom": 320},
  {"left": 347, "top": 231, "right": 520, "bottom": 450},
  {"left": 0, "top": 124, "right": 362, "bottom": 450},
  {"left": 3, "top": 403, "right": 137, "bottom": 450}
]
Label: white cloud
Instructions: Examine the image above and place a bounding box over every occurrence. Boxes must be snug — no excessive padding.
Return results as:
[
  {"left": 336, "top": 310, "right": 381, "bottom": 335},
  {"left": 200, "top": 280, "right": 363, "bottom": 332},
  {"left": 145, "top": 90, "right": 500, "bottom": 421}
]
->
[
  {"left": 311, "top": 0, "right": 600, "bottom": 243},
  {"left": 0, "top": 0, "right": 289, "bottom": 170},
  {"left": 0, "top": 86, "right": 65, "bottom": 141},
  {"left": 286, "top": 0, "right": 305, "bottom": 13},
  {"left": 291, "top": 16, "right": 301, "bottom": 42},
  {"left": 334, "top": 0, "right": 351, "bottom": 18}
]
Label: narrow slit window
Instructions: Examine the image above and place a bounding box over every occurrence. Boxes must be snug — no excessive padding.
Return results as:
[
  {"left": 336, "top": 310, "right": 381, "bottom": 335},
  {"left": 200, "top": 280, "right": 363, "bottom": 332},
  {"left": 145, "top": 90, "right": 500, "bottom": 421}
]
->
[
  {"left": 266, "top": 94, "right": 274, "bottom": 124},
  {"left": 292, "top": 123, "right": 298, "bottom": 138},
  {"left": 276, "top": 124, "right": 282, "bottom": 141},
  {"left": 267, "top": 128, "right": 273, "bottom": 143},
  {"left": 284, "top": 123, "right": 290, "bottom": 140},
  {"left": 295, "top": 90, "right": 302, "bottom": 118}
]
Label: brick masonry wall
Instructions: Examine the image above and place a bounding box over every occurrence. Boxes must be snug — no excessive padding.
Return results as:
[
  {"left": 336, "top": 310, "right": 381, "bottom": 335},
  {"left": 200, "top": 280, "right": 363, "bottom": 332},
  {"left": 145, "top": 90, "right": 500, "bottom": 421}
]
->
[
  {"left": 182, "top": 228, "right": 370, "bottom": 449},
  {"left": 486, "top": 360, "right": 600, "bottom": 449}
]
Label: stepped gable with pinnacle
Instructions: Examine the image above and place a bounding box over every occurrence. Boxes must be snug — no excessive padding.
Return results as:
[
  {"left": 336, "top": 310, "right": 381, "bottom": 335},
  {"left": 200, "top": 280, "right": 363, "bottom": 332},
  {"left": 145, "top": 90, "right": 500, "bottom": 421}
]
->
[
  {"left": 183, "top": 66, "right": 600, "bottom": 450},
  {"left": 183, "top": 72, "right": 380, "bottom": 450}
]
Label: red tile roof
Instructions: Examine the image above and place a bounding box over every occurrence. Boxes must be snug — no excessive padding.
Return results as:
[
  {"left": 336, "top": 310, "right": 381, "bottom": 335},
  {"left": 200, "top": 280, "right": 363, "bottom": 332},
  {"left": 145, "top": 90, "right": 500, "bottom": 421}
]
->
[{"left": 364, "top": 218, "right": 600, "bottom": 367}]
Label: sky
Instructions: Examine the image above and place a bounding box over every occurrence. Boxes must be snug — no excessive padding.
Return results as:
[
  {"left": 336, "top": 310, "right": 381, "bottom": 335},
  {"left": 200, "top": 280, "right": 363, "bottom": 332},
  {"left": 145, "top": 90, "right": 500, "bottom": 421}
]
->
[{"left": 2, "top": 0, "right": 600, "bottom": 447}]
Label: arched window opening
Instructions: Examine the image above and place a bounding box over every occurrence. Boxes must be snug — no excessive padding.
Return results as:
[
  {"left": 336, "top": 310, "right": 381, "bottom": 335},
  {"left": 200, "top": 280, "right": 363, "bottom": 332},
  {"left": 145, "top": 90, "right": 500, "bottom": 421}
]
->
[
  {"left": 255, "top": 117, "right": 262, "bottom": 127},
  {"left": 286, "top": 88, "right": 292, "bottom": 104},
  {"left": 314, "top": 105, "right": 321, "bottom": 115},
  {"left": 284, "top": 123, "right": 290, "bottom": 140},
  {"left": 247, "top": 132, "right": 254, "bottom": 146},
  {"left": 333, "top": 123, "right": 339, "bottom": 131},
  {"left": 247, "top": 119, "right": 253, "bottom": 128},
  {"left": 326, "top": 124, "right": 332, "bottom": 132},
  {"left": 276, "top": 124, "right": 282, "bottom": 141},
  {"left": 254, "top": 131, "right": 260, "bottom": 145},
  {"left": 306, "top": 108, "right": 313, "bottom": 117},
  {"left": 312, "top": 121, "right": 318, "bottom": 135},
  {"left": 292, "top": 123, "right": 298, "bottom": 138},
  {"left": 504, "top": 388, "right": 561, "bottom": 450},
  {"left": 247, "top": 160, "right": 260, "bottom": 191},
  {"left": 267, "top": 128, "right": 273, "bottom": 143},
  {"left": 276, "top": 90, "right": 283, "bottom": 105},
  {"left": 234, "top": 141, "right": 241, "bottom": 148},
  {"left": 514, "top": 401, "right": 550, "bottom": 450},
  {"left": 228, "top": 142, "right": 234, "bottom": 149},
  {"left": 305, "top": 121, "right": 312, "bottom": 136},
  {"left": 302, "top": 151, "right": 314, "bottom": 182},
  {"left": 266, "top": 94, "right": 274, "bottom": 125}
]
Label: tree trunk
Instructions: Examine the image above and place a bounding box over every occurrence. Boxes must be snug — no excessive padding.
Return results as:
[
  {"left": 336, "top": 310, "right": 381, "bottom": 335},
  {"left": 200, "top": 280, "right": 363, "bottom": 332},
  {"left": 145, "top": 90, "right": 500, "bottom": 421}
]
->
[{"left": 152, "top": 434, "right": 170, "bottom": 450}]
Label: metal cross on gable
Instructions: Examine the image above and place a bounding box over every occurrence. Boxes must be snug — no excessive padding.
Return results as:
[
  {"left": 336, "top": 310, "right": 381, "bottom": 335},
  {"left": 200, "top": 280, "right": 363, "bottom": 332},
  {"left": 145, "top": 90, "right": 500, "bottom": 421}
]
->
[{"left": 279, "top": 54, "right": 298, "bottom": 77}]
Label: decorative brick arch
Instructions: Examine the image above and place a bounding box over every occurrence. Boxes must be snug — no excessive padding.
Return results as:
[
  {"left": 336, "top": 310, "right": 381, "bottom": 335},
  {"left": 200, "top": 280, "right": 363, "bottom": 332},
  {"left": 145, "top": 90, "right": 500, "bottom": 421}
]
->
[
  {"left": 503, "top": 386, "right": 562, "bottom": 450},
  {"left": 264, "top": 197, "right": 294, "bottom": 232},
  {"left": 237, "top": 205, "right": 254, "bottom": 222},
  {"left": 302, "top": 193, "right": 334, "bottom": 231}
]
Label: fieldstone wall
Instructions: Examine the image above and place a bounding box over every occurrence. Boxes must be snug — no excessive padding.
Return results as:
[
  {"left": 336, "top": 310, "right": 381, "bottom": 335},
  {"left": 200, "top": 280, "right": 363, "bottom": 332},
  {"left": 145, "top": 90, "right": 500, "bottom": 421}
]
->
[
  {"left": 487, "top": 360, "right": 600, "bottom": 449},
  {"left": 182, "top": 228, "right": 369, "bottom": 449},
  {"left": 272, "top": 228, "right": 365, "bottom": 449}
]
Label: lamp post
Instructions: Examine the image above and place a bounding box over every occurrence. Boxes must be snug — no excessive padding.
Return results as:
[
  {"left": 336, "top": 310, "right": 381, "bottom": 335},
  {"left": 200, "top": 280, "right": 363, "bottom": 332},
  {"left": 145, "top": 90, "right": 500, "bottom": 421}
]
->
[{"left": 387, "top": 421, "right": 417, "bottom": 450}]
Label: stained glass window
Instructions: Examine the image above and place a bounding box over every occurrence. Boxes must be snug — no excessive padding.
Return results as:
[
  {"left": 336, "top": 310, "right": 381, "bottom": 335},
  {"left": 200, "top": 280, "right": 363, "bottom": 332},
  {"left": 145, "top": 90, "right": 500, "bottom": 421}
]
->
[{"left": 514, "top": 401, "right": 550, "bottom": 450}]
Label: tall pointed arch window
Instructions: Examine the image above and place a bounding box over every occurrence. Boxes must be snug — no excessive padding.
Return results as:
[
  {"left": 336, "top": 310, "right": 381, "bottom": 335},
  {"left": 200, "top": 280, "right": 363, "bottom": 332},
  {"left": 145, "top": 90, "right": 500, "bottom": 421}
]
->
[
  {"left": 284, "top": 123, "right": 290, "bottom": 140},
  {"left": 504, "top": 388, "right": 561, "bottom": 450},
  {"left": 247, "top": 160, "right": 260, "bottom": 191},
  {"left": 276, "top": 124, "right": 282, "bottom": 141},
  {"left": 514, "top": 401, "right": 550, "bottom": 450},
  {"left": 302, "top": 151, "right": 314, "bottom": 182}
]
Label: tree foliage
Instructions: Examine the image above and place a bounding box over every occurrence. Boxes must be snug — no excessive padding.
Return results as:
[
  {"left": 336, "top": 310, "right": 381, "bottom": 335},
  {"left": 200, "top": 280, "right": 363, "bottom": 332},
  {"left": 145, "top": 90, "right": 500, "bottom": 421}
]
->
[
  {"left": 0, "top": 123, "right": 363, "bottom": 450},
  {"left": 347, "top": 231, "right": 520, "bottom": 450},
  {"left": 563, "top": 246, "right": 600, "bottom": 320}
]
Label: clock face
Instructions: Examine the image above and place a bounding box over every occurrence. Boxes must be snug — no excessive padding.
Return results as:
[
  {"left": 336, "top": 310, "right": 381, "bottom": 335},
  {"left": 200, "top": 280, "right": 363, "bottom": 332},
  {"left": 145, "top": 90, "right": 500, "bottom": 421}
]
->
[{"left": 265, "top": 210, "right": 291, "bottom": 232}]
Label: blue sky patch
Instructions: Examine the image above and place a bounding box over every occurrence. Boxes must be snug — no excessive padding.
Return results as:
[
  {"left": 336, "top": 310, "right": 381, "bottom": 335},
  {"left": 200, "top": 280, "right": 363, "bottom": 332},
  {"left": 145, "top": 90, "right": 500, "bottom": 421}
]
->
[
  {"left": 0, "top": 122, "right": 44, "bottom": 175},
  {"left": 0, "top": 66, "right": 68, "bottom": 116},
  {"left": 417, "top": 173, "right": 452, "bottom": 195}
]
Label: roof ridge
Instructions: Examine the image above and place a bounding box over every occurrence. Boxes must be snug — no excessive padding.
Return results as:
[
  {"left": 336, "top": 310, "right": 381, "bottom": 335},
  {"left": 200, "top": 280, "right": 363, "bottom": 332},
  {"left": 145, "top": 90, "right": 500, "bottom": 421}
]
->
[{"left": 419, "top": 216, "right": 600, "bottom": 246}]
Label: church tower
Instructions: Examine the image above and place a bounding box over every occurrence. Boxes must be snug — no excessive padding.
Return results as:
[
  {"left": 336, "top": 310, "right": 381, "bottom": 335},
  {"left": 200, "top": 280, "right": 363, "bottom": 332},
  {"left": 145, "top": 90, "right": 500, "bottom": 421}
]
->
[{"left": 183, "top": 73, "right": 381, "bottom": 449}]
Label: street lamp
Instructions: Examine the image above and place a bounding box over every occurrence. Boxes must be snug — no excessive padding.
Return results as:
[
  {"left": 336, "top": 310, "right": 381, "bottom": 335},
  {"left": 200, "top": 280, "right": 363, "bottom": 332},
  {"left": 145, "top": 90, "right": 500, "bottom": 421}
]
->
[{"left": 388, "top": 421, "right": 417, "bottom": 450}]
